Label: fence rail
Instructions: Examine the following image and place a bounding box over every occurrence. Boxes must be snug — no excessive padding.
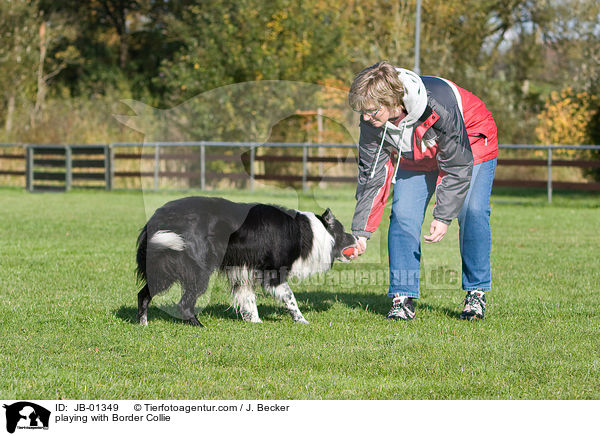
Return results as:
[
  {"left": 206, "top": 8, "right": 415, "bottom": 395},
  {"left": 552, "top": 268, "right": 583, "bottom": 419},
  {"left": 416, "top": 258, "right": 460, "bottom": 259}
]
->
[{"left": 1, "top": 142, "right": 600, "bottom": 202}]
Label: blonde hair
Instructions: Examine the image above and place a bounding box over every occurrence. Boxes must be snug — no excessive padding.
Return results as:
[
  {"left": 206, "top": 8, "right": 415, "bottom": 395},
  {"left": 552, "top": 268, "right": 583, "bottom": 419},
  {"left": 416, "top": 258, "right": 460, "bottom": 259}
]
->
[{"left": 348, "top": 61, "right": 405, "bottom": 113}]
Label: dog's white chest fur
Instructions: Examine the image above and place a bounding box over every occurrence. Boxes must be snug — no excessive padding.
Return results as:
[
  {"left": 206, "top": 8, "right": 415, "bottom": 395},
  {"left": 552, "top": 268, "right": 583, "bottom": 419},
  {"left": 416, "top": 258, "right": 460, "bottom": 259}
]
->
[{"left": 289, "top": 212, "right": 334, "bottom": 279}]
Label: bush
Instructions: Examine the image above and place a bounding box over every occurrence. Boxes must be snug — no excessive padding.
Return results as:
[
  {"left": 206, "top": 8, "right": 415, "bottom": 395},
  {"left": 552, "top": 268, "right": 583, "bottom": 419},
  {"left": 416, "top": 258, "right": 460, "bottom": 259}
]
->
[{"left": 535, "top": 87, "right": 600, "bottom": 181}]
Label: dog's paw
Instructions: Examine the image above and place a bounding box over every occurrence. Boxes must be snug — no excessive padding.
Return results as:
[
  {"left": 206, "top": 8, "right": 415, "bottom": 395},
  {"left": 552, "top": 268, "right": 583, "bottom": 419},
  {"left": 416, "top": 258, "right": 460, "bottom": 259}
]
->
[
  {"left": 295, "top": 318, "right": 309, "bottom": 325},
  {"left": 184, "top": 317, "right": 205, "bottom": 327}
]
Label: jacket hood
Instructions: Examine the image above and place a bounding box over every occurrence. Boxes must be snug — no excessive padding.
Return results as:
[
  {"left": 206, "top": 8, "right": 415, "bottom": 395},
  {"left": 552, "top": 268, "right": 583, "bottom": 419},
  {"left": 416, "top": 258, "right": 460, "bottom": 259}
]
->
[
  {"left": 383, "top": 68, "right": 428, "bottom": 133},
  {"left": 382, "top": 68, "right": 430, "bottom": 156},
  {"left": 396, "top": 68, "right": 428, "bottom": 125}
]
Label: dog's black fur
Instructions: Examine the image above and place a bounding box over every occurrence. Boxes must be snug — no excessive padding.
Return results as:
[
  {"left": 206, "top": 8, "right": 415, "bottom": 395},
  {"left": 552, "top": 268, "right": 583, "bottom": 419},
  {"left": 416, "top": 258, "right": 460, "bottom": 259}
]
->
[{"left": 136, "top": 196, "right": 356, "bottom": 326}]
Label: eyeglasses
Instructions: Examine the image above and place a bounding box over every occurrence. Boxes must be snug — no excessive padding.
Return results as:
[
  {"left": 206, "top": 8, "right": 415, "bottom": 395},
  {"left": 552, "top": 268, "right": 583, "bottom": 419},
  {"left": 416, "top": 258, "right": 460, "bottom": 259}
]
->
[{"left": 356, "top": 106, "right": 382, "bottom": 118}]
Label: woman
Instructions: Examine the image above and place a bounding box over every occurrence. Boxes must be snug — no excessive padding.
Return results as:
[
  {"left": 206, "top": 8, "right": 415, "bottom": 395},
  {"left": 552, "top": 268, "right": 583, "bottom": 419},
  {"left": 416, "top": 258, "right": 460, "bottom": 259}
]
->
[{"left": 348, "top": 61, "right": 498, "bottom": 321}]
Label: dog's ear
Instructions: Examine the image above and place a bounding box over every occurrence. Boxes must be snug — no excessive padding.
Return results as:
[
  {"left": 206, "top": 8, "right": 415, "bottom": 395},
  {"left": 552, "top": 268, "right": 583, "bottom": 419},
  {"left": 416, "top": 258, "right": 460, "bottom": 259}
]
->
[{"left": 322, "top": 208, "right": 336, "bottom": 225}]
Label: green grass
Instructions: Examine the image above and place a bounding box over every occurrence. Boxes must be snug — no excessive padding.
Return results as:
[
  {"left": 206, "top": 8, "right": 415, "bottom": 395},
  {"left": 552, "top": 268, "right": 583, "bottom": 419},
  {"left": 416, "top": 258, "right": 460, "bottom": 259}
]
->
[{"left": 0, "top": 185, "right": 599, "bottom": 399}]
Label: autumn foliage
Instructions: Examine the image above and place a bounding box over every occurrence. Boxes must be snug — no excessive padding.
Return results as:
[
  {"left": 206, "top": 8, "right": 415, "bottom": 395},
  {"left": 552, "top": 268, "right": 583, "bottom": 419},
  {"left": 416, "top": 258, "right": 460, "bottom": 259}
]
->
[{"left": 535, "top": 88, "right": 595, "bottom": 150}]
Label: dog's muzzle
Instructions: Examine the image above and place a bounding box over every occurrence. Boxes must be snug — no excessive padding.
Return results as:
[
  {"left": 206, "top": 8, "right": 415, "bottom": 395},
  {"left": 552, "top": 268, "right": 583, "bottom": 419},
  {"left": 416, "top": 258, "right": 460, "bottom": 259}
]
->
[{"left": 338, "top": 236, "right": 359, "bottom": 263}]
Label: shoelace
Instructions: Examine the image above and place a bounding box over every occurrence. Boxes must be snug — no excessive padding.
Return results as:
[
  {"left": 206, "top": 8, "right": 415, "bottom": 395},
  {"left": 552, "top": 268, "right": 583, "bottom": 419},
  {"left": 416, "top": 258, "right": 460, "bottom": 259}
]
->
[
  {"left": 465, "top": 293, "right": 484, "bottom": 312},
  {"left": 391, "top": 297, "right": 409, "bottom": 311},
  {"left": 389, "top": 298, "right": 414, "bottom": 319},
  {"left": 389, "top": 299, "right": 405, "bottom": 314}
]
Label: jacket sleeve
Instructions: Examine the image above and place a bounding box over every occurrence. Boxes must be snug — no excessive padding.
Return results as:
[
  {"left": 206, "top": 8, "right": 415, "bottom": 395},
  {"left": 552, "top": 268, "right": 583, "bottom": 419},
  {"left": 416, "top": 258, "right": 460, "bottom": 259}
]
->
[
  {"left": 431, "top": 102, "right": 473, "bottom": 224},
  {"left": 351, "top": 121, "right": 397, "bottom": 239}
]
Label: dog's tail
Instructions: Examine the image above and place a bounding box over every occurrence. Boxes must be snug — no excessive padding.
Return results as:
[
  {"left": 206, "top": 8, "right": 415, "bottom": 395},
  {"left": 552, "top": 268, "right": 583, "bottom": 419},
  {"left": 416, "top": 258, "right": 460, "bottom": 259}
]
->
[
  {"left": 136, "top": 227, "right": 186, "bottom": 283},
  {"left": 148, "top": 230, "right": 186, "bottom": 251},
  {"left": 136, "top": 225, "right": 149, "bottom": 284}
]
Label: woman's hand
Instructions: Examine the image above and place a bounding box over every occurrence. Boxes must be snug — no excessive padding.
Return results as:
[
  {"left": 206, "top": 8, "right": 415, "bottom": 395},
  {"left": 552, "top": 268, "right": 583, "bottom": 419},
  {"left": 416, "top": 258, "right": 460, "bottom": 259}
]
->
[
  {"left": 350, "top": 236, "right": 368, "bottom": 259},
  {"left": 424, "top": 219, "right": 449, "bottom": 243}
]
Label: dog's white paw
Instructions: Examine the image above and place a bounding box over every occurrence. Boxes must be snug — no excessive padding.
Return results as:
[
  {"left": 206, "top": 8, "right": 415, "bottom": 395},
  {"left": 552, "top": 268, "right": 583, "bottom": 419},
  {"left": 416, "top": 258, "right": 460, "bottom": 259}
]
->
[
  {"left": 295, "top": 318, "right": 309, "bottom": 325},
  {"left": 244, "top": 316, "right": 262, "bottom": 323}
]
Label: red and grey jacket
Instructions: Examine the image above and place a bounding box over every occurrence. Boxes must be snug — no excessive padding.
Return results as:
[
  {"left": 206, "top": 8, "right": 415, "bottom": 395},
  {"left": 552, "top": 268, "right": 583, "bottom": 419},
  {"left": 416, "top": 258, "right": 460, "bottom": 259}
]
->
[{"left": 351, "top": 73, "right": 498, "bottom": 239}]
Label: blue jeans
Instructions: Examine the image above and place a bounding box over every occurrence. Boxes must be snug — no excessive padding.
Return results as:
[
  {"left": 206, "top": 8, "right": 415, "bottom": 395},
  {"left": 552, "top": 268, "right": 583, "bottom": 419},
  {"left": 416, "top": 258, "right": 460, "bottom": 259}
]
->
[{"left": 388, "top": 158, "right": 497, "bottom": 298}]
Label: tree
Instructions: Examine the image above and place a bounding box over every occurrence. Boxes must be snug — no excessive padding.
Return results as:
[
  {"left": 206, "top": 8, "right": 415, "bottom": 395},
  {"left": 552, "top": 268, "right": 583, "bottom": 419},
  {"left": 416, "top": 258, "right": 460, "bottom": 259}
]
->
[
  {"left": 30, "top": 16, "right": 79, "bottom": 128},
  {"left": 154, "top": 0, "right": 350, "bottom": 106},
  {"left": 341, "top": 0, "right": 414, "bottom": 73},
  {"left": 0, "top": 0, "right": 38, "bottom": 137},
  {"left": 535, "top": 87, "right": 600, "bottom": 180},
  {"left": 536, "top": 88, "right": 594, "bottom": 148},
  {"left": 38, "top": 0, "right": 172, "bottom": 99},
  {"left": 39, "top": 0, "right": 140, "bottom": 68}
]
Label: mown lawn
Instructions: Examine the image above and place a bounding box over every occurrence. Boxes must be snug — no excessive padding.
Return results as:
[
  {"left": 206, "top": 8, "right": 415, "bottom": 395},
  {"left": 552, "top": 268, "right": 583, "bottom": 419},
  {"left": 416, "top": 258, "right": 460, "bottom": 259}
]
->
[{"left": 0, "top": 185, "right": 599, "bottom": 399}]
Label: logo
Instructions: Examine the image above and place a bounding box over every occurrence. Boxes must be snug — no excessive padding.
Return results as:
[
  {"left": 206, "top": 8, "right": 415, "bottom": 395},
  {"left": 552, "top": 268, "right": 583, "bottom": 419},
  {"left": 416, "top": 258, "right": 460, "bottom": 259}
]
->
[{"left": 3, "top": 402, "right": 50, "bottom": 434}]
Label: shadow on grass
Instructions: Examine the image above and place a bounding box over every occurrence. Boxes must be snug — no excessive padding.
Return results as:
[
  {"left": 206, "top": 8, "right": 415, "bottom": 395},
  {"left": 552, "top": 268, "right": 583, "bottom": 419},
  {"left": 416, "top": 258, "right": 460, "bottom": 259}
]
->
[
  {"left": 115, "top": 301, "right": 309, "bottom": 325},
  {"left": 416, "top": 302, "right": 463, "bottom": 320},
  {"left": 296, "top": 290, "right": 467, "bottom": 320},
  {"left": 115, "top": 289, "right": 464, "bottom": 325},
  {"left": 116, "top": 306, "right": 175, "bottom": 325}
]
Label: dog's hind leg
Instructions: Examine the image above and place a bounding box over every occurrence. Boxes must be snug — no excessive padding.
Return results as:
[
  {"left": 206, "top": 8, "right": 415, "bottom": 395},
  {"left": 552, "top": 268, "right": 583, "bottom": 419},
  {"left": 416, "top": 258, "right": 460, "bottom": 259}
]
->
[
  {"left": 268, "top": 282, "right": 308, "bottom": 324},
  {"left": 178, "top": 272, "right": 210, "bottom": 327},
  {"left": 137, "top": 284, "right": 152, "bottom": 326},
  {"left": 178, "top": 288, "right": 207, "bottom": 327}
]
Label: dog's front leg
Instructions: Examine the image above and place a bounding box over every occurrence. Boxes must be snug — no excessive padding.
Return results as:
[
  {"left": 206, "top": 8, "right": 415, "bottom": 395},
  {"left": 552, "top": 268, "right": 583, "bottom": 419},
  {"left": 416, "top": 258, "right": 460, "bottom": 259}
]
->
[
  {"left": 233, "top": 285, "right": 262, "bottom": 323},
  {"left": 273, "top": 282, "right": 309, "bottom": 324}
]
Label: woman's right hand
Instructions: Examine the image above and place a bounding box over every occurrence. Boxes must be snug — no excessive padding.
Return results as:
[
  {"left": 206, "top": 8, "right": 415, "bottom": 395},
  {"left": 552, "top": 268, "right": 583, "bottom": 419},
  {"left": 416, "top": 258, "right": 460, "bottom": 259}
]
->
[{"left": 355, "top": 236, "right": 367, "bottom": 256}]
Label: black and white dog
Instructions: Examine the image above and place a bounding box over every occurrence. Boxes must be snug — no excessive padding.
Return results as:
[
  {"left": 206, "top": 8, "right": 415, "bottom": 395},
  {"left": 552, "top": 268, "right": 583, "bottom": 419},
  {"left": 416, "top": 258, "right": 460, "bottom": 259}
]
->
[{"left": 136, "top": 196, "right": 357, "bottom": 326}]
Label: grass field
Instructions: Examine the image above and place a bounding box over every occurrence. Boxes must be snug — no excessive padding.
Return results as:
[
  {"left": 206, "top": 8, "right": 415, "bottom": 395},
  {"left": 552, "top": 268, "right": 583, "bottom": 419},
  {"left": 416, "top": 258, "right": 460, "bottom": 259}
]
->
[{"left": 1, "top": 185, "right": 599, "bottom": 400}]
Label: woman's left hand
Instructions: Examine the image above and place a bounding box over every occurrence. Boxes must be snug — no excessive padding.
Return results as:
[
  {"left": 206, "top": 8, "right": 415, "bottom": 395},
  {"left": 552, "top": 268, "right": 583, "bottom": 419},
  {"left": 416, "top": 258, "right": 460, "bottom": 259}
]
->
[{"left": 424, "top": 219, "right": 449, "bottom": 243}]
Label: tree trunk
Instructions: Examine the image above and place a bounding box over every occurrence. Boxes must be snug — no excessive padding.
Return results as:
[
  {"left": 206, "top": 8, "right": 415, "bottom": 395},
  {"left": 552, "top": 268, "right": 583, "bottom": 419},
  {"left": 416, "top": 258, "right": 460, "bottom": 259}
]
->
[
  {"left": 31, "top": 21, "right": 47, "bottom": 129},
  {"left": 100, "top": 0, "right": 129, "bottom": 69},
  {"left": 119, "top": 32, "right": 128, "bottom": 69},
  {"left": 5, "top": 94, "right": 15, "bottom": 137}
]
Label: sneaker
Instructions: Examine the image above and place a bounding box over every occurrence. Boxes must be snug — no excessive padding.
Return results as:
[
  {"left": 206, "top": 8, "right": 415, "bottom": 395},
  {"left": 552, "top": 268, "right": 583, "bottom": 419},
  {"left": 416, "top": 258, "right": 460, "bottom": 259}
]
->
[
  {"left": 386, "top": 296, "right": 416, "bottom": 321},
  {"left": 460, "top": 290, "right": 487, "bottom": 320}
]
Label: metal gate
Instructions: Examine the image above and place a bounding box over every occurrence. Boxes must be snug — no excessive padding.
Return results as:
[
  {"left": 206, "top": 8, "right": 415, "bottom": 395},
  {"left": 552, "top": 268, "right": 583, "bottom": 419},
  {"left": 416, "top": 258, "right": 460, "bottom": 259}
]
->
[{"left": 26, "top": 145, "right": 111, "bottom": 192}]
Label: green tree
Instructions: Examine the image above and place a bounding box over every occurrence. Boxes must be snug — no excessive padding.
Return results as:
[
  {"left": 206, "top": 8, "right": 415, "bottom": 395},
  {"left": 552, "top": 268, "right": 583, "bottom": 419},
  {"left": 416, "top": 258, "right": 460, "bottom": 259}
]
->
[
  {"left": 0, "top": 0, "right": 38, "bottom": 137},
  {"left": 154, "top": 0, "right": 349, "bottom": 106},
  {"left": 38, "top": 0, "right": 176, "bottom": 100}
]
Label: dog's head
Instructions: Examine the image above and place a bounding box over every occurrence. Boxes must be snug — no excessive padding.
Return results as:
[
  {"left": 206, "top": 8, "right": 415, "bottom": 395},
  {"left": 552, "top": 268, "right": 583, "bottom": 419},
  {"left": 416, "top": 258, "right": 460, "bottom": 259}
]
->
[{"left": 319, "top": 209, "right": 358, "bottom": 263}]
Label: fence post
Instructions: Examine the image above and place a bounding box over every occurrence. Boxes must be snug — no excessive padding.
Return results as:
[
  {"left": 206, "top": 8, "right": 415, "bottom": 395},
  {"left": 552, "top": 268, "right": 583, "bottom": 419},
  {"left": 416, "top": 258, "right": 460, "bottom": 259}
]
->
[
  {"left": 110, "top": 144, "right": 115, "bottom": 191},
  {"left": 249, "top": 146, "right": 255, "bottom": 192},
  {"left": 200, "top": 142, "right": 206, "bottom": 191},
  {"left": 26, "top": 145, "right": 33, "bottom": 192},
  {"left": 547, "top": 147, "right": 552, "bottom": 204},
  {"left": 105, "top": 144, "right": 113, "bottom": 191},
  {"left": 65, "top": 146, "right": 72, "bottom": 191},
  {"left": 153, "top": 144, "right": 160, "bottom": 190},
  {"left": 302, "top": 144, "right": 308, "bottom": 193},
  {"left": 317, "top": 108, "right": 324, "bottom": 178}
]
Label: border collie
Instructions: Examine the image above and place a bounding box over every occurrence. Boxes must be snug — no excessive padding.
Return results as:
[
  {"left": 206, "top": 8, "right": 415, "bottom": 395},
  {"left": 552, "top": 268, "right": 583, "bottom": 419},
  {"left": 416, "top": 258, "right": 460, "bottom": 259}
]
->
[{"left": 136, "top": 196, "right": 357, "bottom": 326}]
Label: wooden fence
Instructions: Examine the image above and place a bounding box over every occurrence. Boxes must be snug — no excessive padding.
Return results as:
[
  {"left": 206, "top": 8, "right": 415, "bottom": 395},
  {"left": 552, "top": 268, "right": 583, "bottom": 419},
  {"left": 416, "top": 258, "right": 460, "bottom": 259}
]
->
[{"left": 1, "top": 142, "right": 600, "bottom": 202}]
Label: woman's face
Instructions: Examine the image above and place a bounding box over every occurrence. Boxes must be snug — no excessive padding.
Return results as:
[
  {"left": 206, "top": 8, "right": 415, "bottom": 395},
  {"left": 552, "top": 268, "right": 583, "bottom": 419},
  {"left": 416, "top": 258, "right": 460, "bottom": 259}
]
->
[{"left": 362, "top": 105, "right": 391, "bottom": 128}]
